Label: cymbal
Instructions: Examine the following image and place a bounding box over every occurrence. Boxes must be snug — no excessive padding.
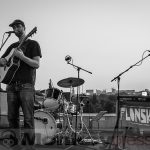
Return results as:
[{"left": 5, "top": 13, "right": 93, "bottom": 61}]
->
[{"left": 57, "top": 77, "right": 84, "bottom": 88}]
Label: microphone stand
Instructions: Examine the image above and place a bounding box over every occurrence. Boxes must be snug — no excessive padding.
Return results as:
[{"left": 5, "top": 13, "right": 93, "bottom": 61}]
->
[
  {"left": 67, "top": 61, "right": 92, "bottom": 145},
  {"left": 0, "top": 33, "right": 12, "bottom": 51},
  {"left": 0, "top": 33, "right": 12, "bottom": 90},
  {"left": 109, "top": 53, "right": 150, "bottom": 150}
]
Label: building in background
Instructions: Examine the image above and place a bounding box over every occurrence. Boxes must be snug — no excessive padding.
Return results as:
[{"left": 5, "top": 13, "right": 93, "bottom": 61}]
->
[{"left": 86, "top": 89, "right": 94, "bottom": 95}]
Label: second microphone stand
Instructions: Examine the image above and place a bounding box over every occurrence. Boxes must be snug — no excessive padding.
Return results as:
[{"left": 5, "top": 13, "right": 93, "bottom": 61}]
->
[
  {"left": 67, "top": 61, "right": 92, "bottom": 145},
  {"left": 109, "top": 53, "right": 150, "bottom": 150}
]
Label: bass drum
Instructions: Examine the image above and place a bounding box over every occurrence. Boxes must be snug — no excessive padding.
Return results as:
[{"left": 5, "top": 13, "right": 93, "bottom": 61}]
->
[{"left": 34, "top": 110, "right": 57, "bottom": 145}]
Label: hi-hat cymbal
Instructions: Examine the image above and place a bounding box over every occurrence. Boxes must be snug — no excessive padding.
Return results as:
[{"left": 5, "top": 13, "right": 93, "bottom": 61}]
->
[{"left": 57, "top": 77, "right": 84, "bottom": 88}]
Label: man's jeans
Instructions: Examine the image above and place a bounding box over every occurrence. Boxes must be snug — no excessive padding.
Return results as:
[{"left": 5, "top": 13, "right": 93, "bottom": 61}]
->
[{"left": 6, "top": 83, "right": 35, "bottom": 145}]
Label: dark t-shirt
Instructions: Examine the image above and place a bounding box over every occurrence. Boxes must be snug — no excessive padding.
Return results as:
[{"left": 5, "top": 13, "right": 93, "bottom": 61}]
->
[{"left": 2, "top": 39, "right": 42, "bottom": 85}]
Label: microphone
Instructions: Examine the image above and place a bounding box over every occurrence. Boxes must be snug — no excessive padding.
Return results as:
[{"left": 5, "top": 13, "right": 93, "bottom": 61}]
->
[
  {"left": 65, "top": 55, "right": 72, "bottom": 62},
  {"left": 5, "top": 31, "right": 15, "bottom": 34}
]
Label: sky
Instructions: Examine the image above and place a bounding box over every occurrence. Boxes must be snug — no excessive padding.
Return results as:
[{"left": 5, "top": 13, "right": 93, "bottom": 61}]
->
[{"left": 1, "top": 0, "right": 150, "bottom": 93}]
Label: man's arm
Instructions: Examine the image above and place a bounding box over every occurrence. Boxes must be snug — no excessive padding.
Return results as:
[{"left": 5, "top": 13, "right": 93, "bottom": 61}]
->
[{"left": 13, "top": 48, "right": 40, "bottom": 68}]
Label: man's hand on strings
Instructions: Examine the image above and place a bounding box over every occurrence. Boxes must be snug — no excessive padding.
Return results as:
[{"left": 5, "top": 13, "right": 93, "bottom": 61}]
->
[{"left": 13, "top": 48, "right": 24, "bottom": 59}]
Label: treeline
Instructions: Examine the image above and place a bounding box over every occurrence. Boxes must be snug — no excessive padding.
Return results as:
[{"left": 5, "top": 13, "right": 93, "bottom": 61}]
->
[
  {"left": 62, "top": 92, "right": 118, "bottom": 113},
  {"left": 82, "top": 94, "right": 117, "bottom": 113}
]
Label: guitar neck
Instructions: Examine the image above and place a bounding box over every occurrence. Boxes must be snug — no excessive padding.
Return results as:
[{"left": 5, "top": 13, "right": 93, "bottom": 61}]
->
[
  {"left": 18, "top": 36, "right": 28, "bottom": 49},
  {"left": 17, "top": 27, "right": 37, "bottom": 49}
]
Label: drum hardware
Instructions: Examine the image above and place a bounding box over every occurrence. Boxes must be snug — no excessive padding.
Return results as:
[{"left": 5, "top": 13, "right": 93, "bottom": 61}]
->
[
  {"left": 53, "top": 95, "right": 74, "bottom": 145},
  {"left": 62, "top": 56, "right": 92, "bottom": 145},
  {"left": 55, "top": 90, "right": 92, "bottom": 145},
  {"left": 77, "top": 101, "right": 95, "bottom": 145},
  {"left": 58, "top": 99, "right": 92, "bottom": 145},
  {"left": 58, "top": 100, "right": 94, "bottom": 146}
]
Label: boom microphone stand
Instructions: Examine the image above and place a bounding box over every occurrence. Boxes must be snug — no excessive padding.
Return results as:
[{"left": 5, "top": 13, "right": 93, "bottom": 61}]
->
[
  {"left": 0, "top": 32, "right": 12, "bottom": 89},
  {"left": 109, "top": 52, "right": 150, "bottom": 150},
  {"left": 0, "top": 32, "right": 12, "bottom": 51},
  {"left": 65, "top": 55, "right": 92, "bottom": 145}
]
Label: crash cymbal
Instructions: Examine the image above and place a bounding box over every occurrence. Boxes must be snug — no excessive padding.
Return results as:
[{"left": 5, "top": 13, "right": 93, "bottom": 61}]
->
[{"left": 57, "top": 77, "right": 84, "bottom": 88}]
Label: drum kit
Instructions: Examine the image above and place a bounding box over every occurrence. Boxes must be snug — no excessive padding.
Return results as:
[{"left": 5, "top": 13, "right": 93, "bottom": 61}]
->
[{"left": 34, "top": 77, "right": 91, "bottom": 145}]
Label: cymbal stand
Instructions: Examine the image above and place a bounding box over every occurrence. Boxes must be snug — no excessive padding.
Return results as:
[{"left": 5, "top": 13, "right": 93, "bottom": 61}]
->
[
  {"left": 78, "top": 98, "right": 95, "bottom": 143},
  {"left": 109, "top": 52, "right": 150, "bottom": 150},
  {"left": 67, "top": 61, "right": 92, "bottom": 145},
  {"left": 69, "top": 84, "right": 73, "bottom": 103},
  {"left": 63, "top": 97, "right": 95, "bottom": 144},
  {"left": 0, "top": 32, "right": 12, "bottom": 51},
  {"left": 60, "top": 83, "right": 75, "bottom": 144}
]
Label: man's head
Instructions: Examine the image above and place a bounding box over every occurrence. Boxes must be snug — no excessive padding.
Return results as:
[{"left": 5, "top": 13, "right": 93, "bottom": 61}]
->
[
  {"left": 9, "top": 19, "right": 26, "bottom": 37},
  {"left": 9, "top": 19, "right": 25, "bottom": 29}
]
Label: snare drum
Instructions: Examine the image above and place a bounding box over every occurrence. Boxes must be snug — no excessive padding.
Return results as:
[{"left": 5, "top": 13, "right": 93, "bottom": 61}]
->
[
  {"left": 43, "top": 88, "right": 62, "bottom": 111},
  {"left": 34, "top": 110, "right": 57, "bottom": 145}
]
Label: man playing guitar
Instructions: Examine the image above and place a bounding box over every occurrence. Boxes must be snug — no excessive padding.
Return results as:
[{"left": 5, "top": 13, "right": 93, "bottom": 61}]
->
[{"left": 0, "top": 19, "right": 42, "bottom": 149}]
